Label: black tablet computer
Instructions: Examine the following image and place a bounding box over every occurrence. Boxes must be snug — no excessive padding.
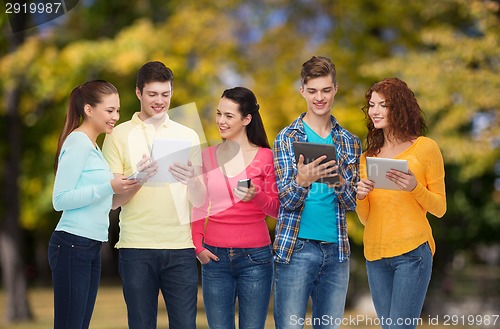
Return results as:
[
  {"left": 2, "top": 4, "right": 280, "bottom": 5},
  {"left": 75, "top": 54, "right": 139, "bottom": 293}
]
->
[{"left": 292, "top": 141, "right": 340, "bottom": 185}]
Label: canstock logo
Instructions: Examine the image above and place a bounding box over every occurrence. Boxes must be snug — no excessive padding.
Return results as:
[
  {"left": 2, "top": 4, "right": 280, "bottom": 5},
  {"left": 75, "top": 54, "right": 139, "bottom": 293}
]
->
[{"left": 4, "top": 0, "right": 79, "bottom": 33}]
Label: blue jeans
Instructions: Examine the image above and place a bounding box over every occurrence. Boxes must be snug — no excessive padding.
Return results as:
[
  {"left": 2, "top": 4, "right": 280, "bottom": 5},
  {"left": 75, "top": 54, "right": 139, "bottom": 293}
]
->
[
  {"left": 366, "top": 242, "right": 433, "bottom": 329},
  {"left": 274, "top": 239, "right": 349, "bottom": 329},
  {"left": 202, "top": 244, "right": 273, "bottom": 329},
  {"left": 118, "top": 248, "right": 198, "bottom": 329},
  {"left": 48, "top": 230, "right": 102, "bottom": 329}
]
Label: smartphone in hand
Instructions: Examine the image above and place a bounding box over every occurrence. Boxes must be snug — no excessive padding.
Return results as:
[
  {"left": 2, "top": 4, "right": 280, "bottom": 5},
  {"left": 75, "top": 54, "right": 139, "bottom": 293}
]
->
[
  {"left": 127, "top": 171, "right": 147, "bottom": 182},
  {"left": 237, "top": 179, "right": 251, "bottom": 189}
]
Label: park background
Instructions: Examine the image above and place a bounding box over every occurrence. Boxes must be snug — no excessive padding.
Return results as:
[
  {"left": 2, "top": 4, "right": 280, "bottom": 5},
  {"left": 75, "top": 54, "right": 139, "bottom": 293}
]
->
[{"left": 0, "top": 0, "right": 499, "bottom": 328}]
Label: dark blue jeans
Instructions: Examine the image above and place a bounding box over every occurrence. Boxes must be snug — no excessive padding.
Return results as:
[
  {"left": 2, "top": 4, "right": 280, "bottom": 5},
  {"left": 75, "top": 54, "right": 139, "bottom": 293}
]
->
[
  {"left": 366, "top": 242, "right": 433, "bottom": 329},
  {"left": 201, "top": 244, "right": 273, "bottom": 329},
  {"left": 118, "top": 248, "right": 198, "bottom": 329},
  {"left": 48, "top": 230, "right": 102, "bottom": 329}
]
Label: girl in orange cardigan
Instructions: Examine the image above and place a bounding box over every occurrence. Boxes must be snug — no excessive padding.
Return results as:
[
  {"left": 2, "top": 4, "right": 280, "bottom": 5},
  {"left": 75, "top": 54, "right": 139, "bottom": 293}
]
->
[{"left": 356, "top": 78, "right": 446, "bottom": 329}]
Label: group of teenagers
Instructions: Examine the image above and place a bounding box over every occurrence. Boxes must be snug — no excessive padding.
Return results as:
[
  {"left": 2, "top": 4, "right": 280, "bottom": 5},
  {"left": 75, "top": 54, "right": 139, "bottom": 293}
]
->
[{"left": 49, "top": 56, "right": 447, "bottom": 329}]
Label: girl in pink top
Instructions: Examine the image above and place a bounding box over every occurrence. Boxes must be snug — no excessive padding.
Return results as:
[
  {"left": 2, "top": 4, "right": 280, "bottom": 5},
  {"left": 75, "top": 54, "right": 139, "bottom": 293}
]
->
[{"left": 192, "top": 87, "right": 278, "bottom": 329}]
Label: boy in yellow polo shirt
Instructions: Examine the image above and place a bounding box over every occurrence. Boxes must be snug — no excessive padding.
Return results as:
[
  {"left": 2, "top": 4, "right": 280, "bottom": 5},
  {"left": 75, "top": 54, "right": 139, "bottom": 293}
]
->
[{"left": 102, "top": 61, "right": 203, "bottom": 329}]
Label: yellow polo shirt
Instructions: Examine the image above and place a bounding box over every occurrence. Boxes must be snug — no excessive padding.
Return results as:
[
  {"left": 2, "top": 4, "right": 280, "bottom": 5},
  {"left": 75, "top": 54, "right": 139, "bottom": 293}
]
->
[{"left": 102, "top": 112, "right": 201, "bottom": 249}]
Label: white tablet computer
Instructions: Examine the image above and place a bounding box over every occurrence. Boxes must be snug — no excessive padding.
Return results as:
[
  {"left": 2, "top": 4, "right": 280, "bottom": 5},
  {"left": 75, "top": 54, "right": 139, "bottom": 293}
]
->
[
  {"left": 292, "top": 141, "right": 340, "bottom": 185},
  {"left": 366, "top": 157, "right": 408, "bottom": 190},
  {"left": 149, "top": 138, "right": 192, "bottom": 183}
]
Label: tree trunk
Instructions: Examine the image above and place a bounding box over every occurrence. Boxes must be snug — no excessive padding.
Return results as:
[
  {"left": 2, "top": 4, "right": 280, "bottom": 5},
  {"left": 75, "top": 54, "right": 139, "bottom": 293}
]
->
[
  {"left": 1, "top": 81, "right": 33, "bottom": 322},
  {"left": 0, "top": 21, "right": 33, "bottom": 323}
]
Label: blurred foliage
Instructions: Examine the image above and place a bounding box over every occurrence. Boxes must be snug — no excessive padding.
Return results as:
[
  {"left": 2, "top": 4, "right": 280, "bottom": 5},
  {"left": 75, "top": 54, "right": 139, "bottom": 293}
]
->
[
  {"left": 353, "top": 0, "right": 500, "bottom": 254},
  {"left": 0, "top": 0, "right": 498, "bottom": 271}
]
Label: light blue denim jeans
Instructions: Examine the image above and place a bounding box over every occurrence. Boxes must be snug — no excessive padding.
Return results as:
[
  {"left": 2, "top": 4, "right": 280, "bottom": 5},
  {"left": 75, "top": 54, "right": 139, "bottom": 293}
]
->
[
  {"left": 201, "top": 244, "right": 273, "bottom": 329},
  {"left": 118, "top": 248, "right": 198, "bottom": 329},
  {"left": 366, "top": 242, "right": 433, "bottom": 329},
  {"left": 274, "top": 239, "right": 350, "bottom": 329}
]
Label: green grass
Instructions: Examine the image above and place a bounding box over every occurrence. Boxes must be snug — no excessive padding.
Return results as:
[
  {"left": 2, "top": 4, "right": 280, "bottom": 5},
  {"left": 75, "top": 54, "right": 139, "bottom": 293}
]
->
[
  {"left": 0, "top": 286, "right": 470, "bottom": 328},
  {"left": 0, "top": 285, "right": 207, "bottom": 329}
]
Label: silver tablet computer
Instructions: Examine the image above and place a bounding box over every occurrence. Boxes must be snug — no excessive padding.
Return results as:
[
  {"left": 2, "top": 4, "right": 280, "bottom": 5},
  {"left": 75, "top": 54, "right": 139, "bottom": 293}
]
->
[
  {"left": 366, "top": 157, "right": 408, "bottom": 190},
  {"left": 292, "top": 141, "right": 340, "bottom": 185}
]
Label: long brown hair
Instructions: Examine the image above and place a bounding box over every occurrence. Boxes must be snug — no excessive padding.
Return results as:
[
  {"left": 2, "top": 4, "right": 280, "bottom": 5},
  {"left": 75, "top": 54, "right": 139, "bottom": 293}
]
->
[
  {"left": 54, "top": 80, "right": 118, "bottom": 172},
  {"left": 221, "top": 87, "right": 271, "bottom": 149},
  {"left": 362, "top": 78, "right": 427, "bottom": 156}
]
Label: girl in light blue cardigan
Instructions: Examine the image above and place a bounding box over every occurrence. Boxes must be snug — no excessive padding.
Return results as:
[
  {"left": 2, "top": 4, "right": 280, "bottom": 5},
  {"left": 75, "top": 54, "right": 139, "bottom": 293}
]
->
[{"left": 49, "top": 80, "right": 135, "bottom": 329}]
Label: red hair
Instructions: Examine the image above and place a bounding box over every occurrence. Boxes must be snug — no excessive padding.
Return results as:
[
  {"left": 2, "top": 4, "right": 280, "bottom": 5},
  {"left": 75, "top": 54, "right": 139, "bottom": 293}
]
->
[{"left": 361, "top": 78, "right": 427, "bottom": 156}]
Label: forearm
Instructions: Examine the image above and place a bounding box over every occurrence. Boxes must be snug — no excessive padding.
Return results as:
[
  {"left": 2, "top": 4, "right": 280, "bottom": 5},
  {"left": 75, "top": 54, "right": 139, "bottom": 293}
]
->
[
  {"left": 355, "top": 197, "right": 370, "bottom": 225},
  {"left": 278, "top": 180, "right": 309, "bottom": 211},
  {"left": 252, "top": 191, "right": 279, "bottom": 218},
  {"left": 187, "top": 176, "right": 206, "bottom": 208},
  {"left": 111, "top": 185, "right": 140, "bottom": 210},
  {"left": 53, "top": 183, "right": 113, "bottom": 211},
  {"left": 411, "top": 138, "right": 446, "bottom": 218},
  {"left": 275, "top": 159, "right": 309, "bottom": 210},
  {"left": 191, "top": 219, "right": 206, "bottom": 254},
  {"left": 411, "top": 181, "right": 446, "bottom": 218},
  {"left": 336, "top": 162, "right": 359, "bottom": 212},
  {"left": 274, "top": 136, "right": 309, "bottom": 210},
  {"left": 336, "top": 179, "right": 357, "bottom": 211}
]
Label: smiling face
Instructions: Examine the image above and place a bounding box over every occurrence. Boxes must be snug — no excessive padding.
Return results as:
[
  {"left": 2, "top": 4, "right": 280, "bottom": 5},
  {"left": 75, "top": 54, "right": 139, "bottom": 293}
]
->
[
  {"left": 216, "top": 97, "right": 251, "bottom": 141},
  {"left": 368, "top": 91, "right": 390, "bottom": 130},
  {"left": 300, "top": 75, "right": 337, "bottom": 118},
  {"left": 85, "top": 93, "right": 120, "bottom": 135},
  {"left": 136, "top": 81, "right": 172, "bottom": 124}
]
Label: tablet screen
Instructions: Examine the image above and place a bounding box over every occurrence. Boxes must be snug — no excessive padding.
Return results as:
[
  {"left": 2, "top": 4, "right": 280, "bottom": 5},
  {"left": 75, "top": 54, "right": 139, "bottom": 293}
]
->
[
  {"left": 366, "top": 157, "right": 408, "bottom": 190},
  {"left": 148, "top": 138, "right": 192, "bottom": 183},
  {"left": 292, "top": 141, "right": 340, "bottom": 185}
]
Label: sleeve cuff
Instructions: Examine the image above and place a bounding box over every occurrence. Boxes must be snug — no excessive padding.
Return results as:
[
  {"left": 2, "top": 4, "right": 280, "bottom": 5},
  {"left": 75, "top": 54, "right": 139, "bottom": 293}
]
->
[
  {"left": 195, "top": 246, "right": 206, "bottom": 255},
  {"left": 410, "top": 181, "right": 425, "bottom": 198},
  {"left": 97, "top": 181, "right": 115, "bottom": 198}
]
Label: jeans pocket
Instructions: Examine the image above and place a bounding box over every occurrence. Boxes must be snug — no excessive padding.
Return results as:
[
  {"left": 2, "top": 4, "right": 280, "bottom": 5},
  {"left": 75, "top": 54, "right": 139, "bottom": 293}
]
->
[
  {"left": 48, "top": 242, "right": 60, "bottom": 271},
  {"left": 203, "top": 244, "right": 217, "bottom": 254},
  {"left": 70, "top": 238, "right": 100, "bottom": 251},
  {"left": 292, "top": 239, "right": 305, "bottom": 253},
  {"left": 248, "top": 246, "right": 272, "bottom": 265}
]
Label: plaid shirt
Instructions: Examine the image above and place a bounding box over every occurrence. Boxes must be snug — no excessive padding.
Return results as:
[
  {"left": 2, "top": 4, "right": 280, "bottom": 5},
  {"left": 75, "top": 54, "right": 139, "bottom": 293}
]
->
[{"left": 273, "top": 113, "right": 361, "bottom": 264}]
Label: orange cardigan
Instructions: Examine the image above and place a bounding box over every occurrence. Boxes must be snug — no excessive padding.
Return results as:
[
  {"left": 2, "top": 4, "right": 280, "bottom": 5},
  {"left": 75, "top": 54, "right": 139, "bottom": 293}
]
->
[{"left": 356, "top": 136, "right": 446, "bottom": 261}]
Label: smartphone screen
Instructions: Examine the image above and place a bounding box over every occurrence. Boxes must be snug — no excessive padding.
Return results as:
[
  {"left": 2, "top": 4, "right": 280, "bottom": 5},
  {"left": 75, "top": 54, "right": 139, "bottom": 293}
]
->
[
  {"left": 127, "top": 172, "right": 147, "bottom": 181},
  {"left": 237, "top": 179, "right": 251, "bottom": 188}
]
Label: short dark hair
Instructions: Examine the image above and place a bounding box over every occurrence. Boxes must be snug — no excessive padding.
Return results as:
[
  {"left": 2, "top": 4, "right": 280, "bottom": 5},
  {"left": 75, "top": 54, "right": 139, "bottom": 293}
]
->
[
  {"left": 300, "top": 56, "right": 337, "bottom": 87},
  {"left": 136, "top": 61, "right": 174, "bottom": 94}
]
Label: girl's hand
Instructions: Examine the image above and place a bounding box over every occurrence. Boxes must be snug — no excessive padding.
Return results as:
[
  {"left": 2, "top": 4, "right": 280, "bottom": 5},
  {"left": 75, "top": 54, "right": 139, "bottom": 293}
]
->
[
  {"left": 197, "top": 249, "right": 219, "bottom": 265},
  {"left": 110, "top": 175, "right": 138, "bottom": 194},
  {"left": 386, "top": 169, "right": 417, "bottom": 191},
  {"left": 356, "top": 178, "right": 375, "bottom": 200},
  {"left": 233, "top": 182, "right": 257, "bottom": 202}
]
